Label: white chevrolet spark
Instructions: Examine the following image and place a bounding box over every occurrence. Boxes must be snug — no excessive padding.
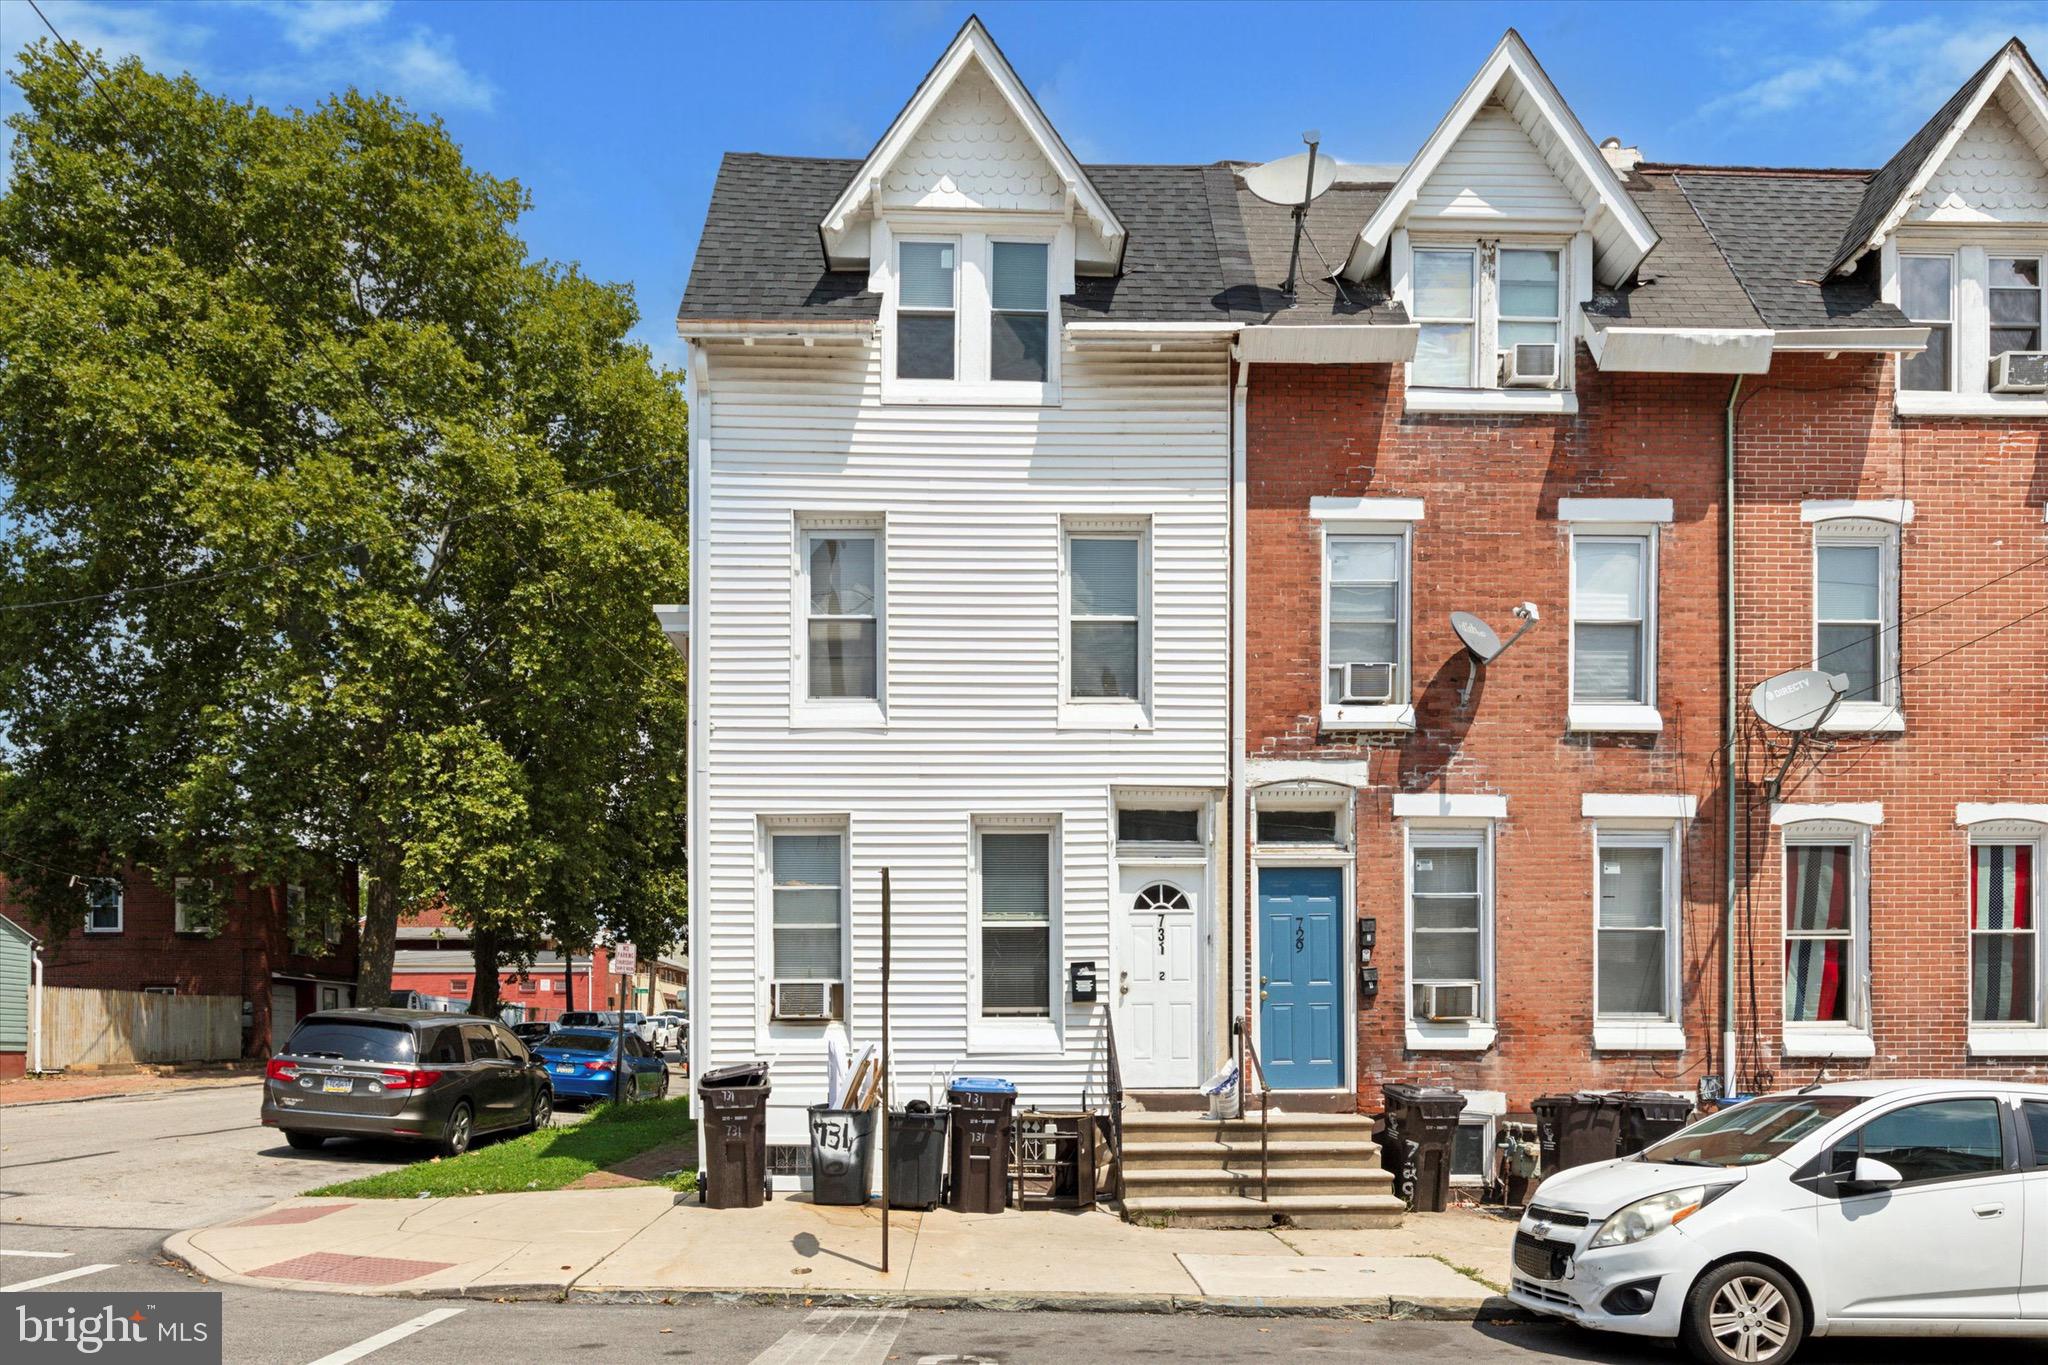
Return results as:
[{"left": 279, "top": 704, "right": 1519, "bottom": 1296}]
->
[{"left": 1508, "top": 1081, "right": 2048, "bottom": 1363}]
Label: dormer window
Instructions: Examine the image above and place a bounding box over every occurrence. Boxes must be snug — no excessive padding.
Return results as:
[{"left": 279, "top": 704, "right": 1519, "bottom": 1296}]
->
[
  {"left": 883, "top": 229, "right": 1059, "bottom": 403},
  {"left": 1893, "top": 246, "right": 2046, "bottom": 403},
  {"left": 1409, "top": 242, "right": 1566, "bottom": 392}
]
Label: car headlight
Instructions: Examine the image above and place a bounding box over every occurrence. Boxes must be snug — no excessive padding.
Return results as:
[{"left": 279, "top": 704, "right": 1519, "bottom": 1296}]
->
[{"left": 1588, "top": 1184, "right": 1733, "bottom": 1249}]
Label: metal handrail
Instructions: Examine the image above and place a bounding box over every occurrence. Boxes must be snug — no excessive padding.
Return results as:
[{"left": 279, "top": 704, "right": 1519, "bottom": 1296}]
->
[
  {"left": 1103, "top": 1009, "right": 1125, "bottom": 1201},
  {"left": 1238, "top": 1026, "right": 1271, "bottom": 1203}
]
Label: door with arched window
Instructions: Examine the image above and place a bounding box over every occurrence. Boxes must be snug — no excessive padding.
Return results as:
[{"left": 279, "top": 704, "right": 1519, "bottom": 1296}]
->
[{"left": 1116, "top": 870, "right": 1199, "bottom": 1088}]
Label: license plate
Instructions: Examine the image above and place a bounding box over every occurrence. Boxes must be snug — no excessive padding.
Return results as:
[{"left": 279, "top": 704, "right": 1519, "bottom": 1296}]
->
[
  {"left": 321, "top": 1078, "right": 352, "bottom": 1094},
  {"left": 555, "top": 1065, "right": 577, "bottom": 1075}
]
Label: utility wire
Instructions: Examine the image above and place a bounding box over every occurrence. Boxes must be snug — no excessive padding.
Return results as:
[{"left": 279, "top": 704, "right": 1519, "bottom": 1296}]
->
[
  {"left": 1770, "top": 602, "right": 2048, "bottom": 732},
  {"left": 24, "top": 0, "right": 149, "bottom": 146}
]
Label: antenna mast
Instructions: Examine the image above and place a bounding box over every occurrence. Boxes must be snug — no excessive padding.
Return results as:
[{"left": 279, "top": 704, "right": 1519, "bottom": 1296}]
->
[{"left": 1282, "top": 130, "right": 1321, "bottom": 299}]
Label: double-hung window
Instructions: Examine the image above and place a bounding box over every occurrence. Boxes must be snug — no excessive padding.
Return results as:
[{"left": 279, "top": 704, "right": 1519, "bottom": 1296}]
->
[
  {"left": 1594, "top": 833, "right": 1677, "bottom": 1032},
  {"left": 1063, "top": 524, "right": 1146, "bottom": 711},
  {"left": 1408, "top": 833, "right": 1490, "bottom": 1030},
  {"left": 990, "top": 241, "right": 1050, "bottom": 382},
  {"left": 1412, "top": 248, "right": 1477, "bottom": 388},
  {"left": 85, "top": 879, "right": 123, "bottom": 933},
  {"left": 1782, "top": 830, "right": 1868, "bottom": 1046},
  {"left": 1990, "top": 254, "right": 2043, "bottom": 359},
  {"left": 1899, "top": 254, "right": 1955, "bottom": 391},
  {"left": 803, "top": 528, "right": 881, "bottom": 704},
  {"left": 1324, "top": 534, "right": 1405, "bottom": 708},
  {"left": 1812, "top": 518, "right": 1899, "bottom": 726},
  {"left": 895, "top": 240, "right": 957, "bottom": 381},
  {"left": 173, "top": 877, "right": 213, "bottom": 936},
  {"left": 769, "top": 830, "right": 845, "bottom": 985},
  {"left": 1969, "top": 826, "right": 2044, "bottom": 1035},
  {"left": 977, "top": 825, "right": 1055, "bottom": 1021},
  {"left": 1571, "top": 535, "right": 1653, "bottom": 711},
  {"left": 1496, "top": 248, "right": 1562, "bottom": 380}
]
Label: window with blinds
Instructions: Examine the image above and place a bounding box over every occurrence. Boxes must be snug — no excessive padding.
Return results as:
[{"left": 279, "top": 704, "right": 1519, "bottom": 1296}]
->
[
  {"left": 1066, "top": 532, "right": 1143, "bottom": 701},
  {"left": 1572, "top": 536, "right": 1651, "bottom": 704},
  {"left": 771, "top": 832, "right": 844, "bottom": 981},
  {"left": 896, "top": 240, "right": 956, "bottom": 380},
  {"left": 991, "top": 241, "right": 1049, "bottom": 382},
  {"left": 980, "top": 829, "right": 1051, "bottom": 1017}
]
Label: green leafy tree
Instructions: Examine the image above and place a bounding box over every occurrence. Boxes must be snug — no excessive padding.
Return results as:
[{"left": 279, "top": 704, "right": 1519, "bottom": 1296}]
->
[{"left": 0, "top": 44, "right": 688, "bottom": 1030}]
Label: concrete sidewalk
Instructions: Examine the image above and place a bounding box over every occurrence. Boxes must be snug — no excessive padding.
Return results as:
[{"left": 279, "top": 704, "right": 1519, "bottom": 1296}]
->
[{"left": 166, "top": 1189, "right": 1520, "bottom": 1317}]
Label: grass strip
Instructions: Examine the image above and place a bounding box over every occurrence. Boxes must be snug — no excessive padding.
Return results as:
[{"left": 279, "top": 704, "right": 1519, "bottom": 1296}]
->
[{"left": 306, "top": 1096, "right": 696, "bottom": 1199}]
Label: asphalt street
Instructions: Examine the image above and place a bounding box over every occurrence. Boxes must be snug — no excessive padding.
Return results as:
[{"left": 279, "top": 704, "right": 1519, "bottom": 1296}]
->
[{"left": 0, "top": 1084, "right": 2023, "bottom": 1363}]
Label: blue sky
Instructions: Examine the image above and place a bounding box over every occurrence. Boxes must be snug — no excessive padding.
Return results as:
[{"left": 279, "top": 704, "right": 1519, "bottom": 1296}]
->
[{"left": 4, "top": 0, "right": 2045, "bottom": 370}]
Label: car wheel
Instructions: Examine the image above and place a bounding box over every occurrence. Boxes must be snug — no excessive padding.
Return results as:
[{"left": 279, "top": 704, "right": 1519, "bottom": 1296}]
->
[
  {"left": 1683, "top": 1261, "right": 1804, "bottom": 1365},
  {"left": 438, "top": 1102, "right": 475, "bottom": 1159},
  {"left": 657, "top": 1069, "right": 670, "bottom": 1100},
  {"left": 530, "top": 1088, "right": 553, "bottom": 1133},
  {"left": 284, "top": 1131, "right": 325, "bottom": 1151}
]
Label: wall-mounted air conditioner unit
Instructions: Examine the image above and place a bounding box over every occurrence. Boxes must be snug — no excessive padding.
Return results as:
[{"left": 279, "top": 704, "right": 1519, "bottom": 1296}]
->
[
  {"left": 1419, "top": 981, "right": 1481, "bottom": 1022},
  {"left": 1501, "top": 342, "right": 1558, "bottom": 387},
  {"left": 1990, "top": 351, "right": 2048, "bottom": 393},
  {"left": 1339, "top": 660, "right": 1396, "bottom": 704},
  {"left": 769, "top": 980, "right": 843, "bottom": 1021}
]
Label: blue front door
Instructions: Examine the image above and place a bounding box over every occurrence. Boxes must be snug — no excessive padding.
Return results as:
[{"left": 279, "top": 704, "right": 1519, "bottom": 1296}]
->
[{"left": 1258, "top": 867, "right": 1343, "bottom": 1089}]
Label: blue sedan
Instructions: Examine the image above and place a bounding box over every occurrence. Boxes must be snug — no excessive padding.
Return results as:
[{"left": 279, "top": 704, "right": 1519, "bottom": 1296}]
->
[{"left": 530, "top": 1028, "right": 669, "bottom": 1106}]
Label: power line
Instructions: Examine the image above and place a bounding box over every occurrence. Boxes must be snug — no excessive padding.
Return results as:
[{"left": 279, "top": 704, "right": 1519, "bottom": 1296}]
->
[
  {"left": 24, "top": 0, "right": 149, "bottom": 146},
  {"left": 1803, "top": 550, "right": 2048, "bottom": 676},
  {"left": 1770, "top": 601, "right": 2048, "bottom": 733},
  {"left": 2, "top": 450, "right": 688, "bottom": 614}
]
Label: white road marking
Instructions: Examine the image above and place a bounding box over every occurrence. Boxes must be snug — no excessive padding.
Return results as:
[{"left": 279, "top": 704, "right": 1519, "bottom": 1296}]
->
[
  {"left": 1, "top": 1263, "right": 115, "bottom": 1291},
  {"left": 304, "top": 1307, "right": 466, "bottom": 1365},
  {"left": 750, "top": 1308, "right": 908, "bottom": 1365},
  {"left": 0, "top": 1250, "right": 72, "bottom": 1259}
]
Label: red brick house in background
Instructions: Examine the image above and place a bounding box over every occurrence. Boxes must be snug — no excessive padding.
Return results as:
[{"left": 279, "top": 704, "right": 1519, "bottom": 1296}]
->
[
  {"left": 1, "top": 868, "right": 360, "bottom": 1059},
  {"left": 1233, "top": 31, "right": 2047, "bottom": 1175},
  {"left": 390, "top": 901, "right": 619, "bottom": 1021}
]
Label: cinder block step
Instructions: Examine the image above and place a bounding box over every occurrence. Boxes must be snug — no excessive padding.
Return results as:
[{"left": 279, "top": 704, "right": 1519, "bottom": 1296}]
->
[
  {"left": 1118, "top": 1192, "right": 1408, "bottom": 1230},
  {"left": 1120, "top": 1165, "right": 1397, "bottom": 1200},
  {"left": 1119, "top": 1139, "right": 1386, "bottom": 1171}
]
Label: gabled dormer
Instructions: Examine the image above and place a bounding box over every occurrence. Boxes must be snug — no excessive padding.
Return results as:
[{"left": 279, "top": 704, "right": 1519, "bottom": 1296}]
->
[
  {"left": 1834, "top": 39, "right": 2048, "bottom": 416},
  {"left": 819, "top": 17, "right": 1125, "bottom": 404},
  {"left": 1338, "top": 30, "right": 1657, "bottom": 414}
]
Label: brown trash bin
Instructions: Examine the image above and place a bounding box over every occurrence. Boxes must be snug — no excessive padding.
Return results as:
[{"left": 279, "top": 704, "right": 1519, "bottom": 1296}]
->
[
  {"left": 699, "top": 1079, "right": 771, "bottom": 1209},
  {"left": 946, "top": 1078, "right": 1016, "bottom": 1213}
]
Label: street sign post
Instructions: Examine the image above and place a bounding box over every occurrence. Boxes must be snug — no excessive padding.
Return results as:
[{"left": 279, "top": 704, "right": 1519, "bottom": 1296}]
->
[{"left": 611, "top": 942, "right": 636, "bottom": 1105}]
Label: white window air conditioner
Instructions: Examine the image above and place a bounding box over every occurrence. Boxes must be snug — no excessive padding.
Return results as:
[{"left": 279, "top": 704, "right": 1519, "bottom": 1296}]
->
[
  {"left": 1501, "top": 342, "right": 1558, "bottom": 387},
  {"left": 1990, "top": 351, "right": 2048, "bottom": 393},
  {"left": 1419, "top": 981, "right": 1481, "bottom": 1022},
  {"left": 1339, "top": 660, "right": 1396, "bottom": 704},
  {"left": 769, "top": 980, "right": 844, "bottom": 1022}
]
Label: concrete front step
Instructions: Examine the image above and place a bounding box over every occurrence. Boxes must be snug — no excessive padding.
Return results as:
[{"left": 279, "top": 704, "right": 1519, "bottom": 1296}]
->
[
  {"left": 1120, "top": 1138, "right": 1386, "bottom": 1171},
  {"left": 1118, "top": 1192, "right": 1409, "bottom": 1230},
  {"left": 1121, "top": 1165, "right": 1396, "bottom": 1200},
  {"left": 1119, "top": 1114, "right": 1379, "bottom": 1146}
]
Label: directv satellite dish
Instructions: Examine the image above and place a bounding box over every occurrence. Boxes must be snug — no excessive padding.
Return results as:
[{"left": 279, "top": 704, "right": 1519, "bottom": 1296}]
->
[
  {"left": 1748, "top": 668, "right": 1850, "bottom": 801},
  {"left": 1449, "top": 603, "right": 1541, "bottom": 705},
  {"left": 1243, "top": 149, "right": 1337, "bottom": 206},
  {"left": 1749, "top": 669, "right": 1849, "bottom": 734}
]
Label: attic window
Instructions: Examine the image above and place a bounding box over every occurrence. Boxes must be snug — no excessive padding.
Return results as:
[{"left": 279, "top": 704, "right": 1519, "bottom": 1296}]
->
[
  {"left": 897, "top": 241, "right": 957, "bottom": 380},
  {"left": 885, "top": 232, "right": 1059, "bottom": 402},
  {"left": 1408, "top": 242, "right": 1566, "bottom": 391},
  {"left": 991, "top": 242, "right": 1050, "bottom": 382}
]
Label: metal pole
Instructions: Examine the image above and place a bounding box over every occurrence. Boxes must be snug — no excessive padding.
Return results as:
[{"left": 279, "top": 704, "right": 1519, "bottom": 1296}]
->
[
  {"left": 880, "top": 868, "right": 892, "bottom": 1274},
  {"left": 1721, "top": 375, "right": 1743, "bottom": 1098},
  {"left": 614, "top": 945, "right": 628, "bottom": 1106}
]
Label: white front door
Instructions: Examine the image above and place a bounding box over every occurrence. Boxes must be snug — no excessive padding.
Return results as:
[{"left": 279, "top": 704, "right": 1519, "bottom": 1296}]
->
[{"left": 1116, "top": 869, "right": 1199, "bottom": 1089}]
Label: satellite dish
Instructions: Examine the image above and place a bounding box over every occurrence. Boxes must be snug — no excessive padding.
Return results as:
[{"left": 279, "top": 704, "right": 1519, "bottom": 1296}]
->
[
  {"left": 1450, "top": 611, "right": 1503, "bottom": 662},
  {"left": 1243, "top": 149, "right": 1337, "bottom": 207},
  {"left": 1749, "top": 669, "right": 1849, "bottom": 733}
]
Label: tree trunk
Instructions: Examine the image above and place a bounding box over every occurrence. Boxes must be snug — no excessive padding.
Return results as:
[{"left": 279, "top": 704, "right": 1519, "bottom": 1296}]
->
[
  {"left": 470, "top": 921, "right": 502, "bottom": 1020},
  {"left": 355, "top": 848, "right": 400, "bottom": 1008}
]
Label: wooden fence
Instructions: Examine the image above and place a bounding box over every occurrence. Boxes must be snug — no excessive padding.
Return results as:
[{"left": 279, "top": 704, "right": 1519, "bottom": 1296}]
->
[{"left": 40, "top": 987, "right": 242, "bottom": 1068}]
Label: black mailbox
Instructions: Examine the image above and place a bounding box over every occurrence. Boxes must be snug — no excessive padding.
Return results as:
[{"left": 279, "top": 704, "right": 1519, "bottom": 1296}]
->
[
  {"left": 1069, "top": 960, "right": 1098, "bottom": 1002},
  {"left": 1359, "top": 965, "right": 1380, "bottom": 999}
]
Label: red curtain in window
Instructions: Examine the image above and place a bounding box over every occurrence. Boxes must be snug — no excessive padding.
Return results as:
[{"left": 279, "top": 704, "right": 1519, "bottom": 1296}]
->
[
  {"left": 1786, "top": 845, "right": 1852, "bottom": 1022},
  {"left": 1972, "top": 843, "right": 2035, "bottom": 1022}
]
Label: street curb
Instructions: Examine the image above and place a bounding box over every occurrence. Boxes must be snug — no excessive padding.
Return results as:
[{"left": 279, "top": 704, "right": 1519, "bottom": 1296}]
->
[
  {"left": 160, "top": 1232, "right": 1528, "bottom": 1320},
  {"left": 2, "top": 1079, "right": 261, "bottom": 1109}
]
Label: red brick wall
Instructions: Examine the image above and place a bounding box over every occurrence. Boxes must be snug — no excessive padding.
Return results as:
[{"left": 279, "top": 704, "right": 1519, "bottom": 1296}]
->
[
  {"left": 1246, "top": 353, "right": 1732, "bottom": 1113},
  {"left": 1728, "top": 352, "right": 2048, "bottom": 1090}
]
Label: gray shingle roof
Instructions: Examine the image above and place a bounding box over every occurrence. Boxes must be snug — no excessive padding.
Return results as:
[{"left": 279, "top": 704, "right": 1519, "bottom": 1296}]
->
[
  {"left": 1585, "top": 170, "right": 1762, "bottom": 331},
  {"left": 1671, "top": 172, "right": 1909, "bottom": 330},
  {"left": 1063, "top": 164, "right": 1236, "bottom": 322},
  {"left": 1228, "top": 177, "right": 1408, "bottom": 325},
  {"left": 678, "top": 154, "right": 878, "bottom": 323}
]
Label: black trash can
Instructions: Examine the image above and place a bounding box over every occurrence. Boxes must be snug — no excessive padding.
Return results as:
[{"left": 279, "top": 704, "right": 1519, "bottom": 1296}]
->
[
  {"left": 946, "top": 1077, "right": 1017, "bottom": 1213},
  {"left": 1614, "top": 1092, "right": 1694, "bottom": 1157},
  {"left": 807, "top": 1104, "right": 877, "bottom": 1205},
  {"left": 1380, "top": 1082, "right": 1468, "bottom": 1212},
  {"left": 1532, "top": 1092, "right": 1626, "bottom": 1177},
  {"left": 887, "top": 1107, "right": 949, "bottom": 1210},
  {"left": 698, "top": 1067, "right": 772, "bottom": 1208}
]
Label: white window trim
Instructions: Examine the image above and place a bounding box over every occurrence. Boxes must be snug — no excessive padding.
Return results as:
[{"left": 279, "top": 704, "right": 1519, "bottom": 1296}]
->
[
  {"left": 1112, "top": 788, "right": 1213, "bottom": 861},
  {"left": 791, "top": 514, "right": 887, "bottom": 729},
  {"left": 84, "top": 879, "right": 123, "bottom": 934},
  {"left": 172, "top": 877, "right": 211, "bottom": 936},
  {"left": 1319, "top": 519, "right": 1415, "bottom": 733},
  {"left": 1887, "top": 236, "right": 2048, "bottom": 415},
  {"left": 1252, "top": 781, "right": 1357, "bottom": 855},
  {"left": 969, "top": 814, "right": 1063, "bottom": 1055},
  {"left": 878, "top": 218, "right": 1065, "bottom": 406},
  {"left": 1567, "top": 524, "right": 1661, "bottom": 733},
  {"left": 1309, "top": 497, "right": 1425, "bottom": 522},
  {"left": 1965, "top": 818, "right": 2048, "bottom": 1053},
  {"left": 1780, "top": 819, "right": 1874, "bottom": 1051},
  {"left": 1559, "top": 498, "right": 1673, "bottom": 524},
  {"left": 1451, "top": 1090, "right": 1507, "bottom": 1188},
  {"left": 1811, "top": 517, "right": 1903, "bottom": 734},
  {"left": 1397, "top": 231, "right": 1580, "bottom": 414},
  {"left": 1403, "top": 822, "right": 1498, "bottom": 1052},
  {"left": 1590, "top": 824, "right": 1685, "bottom": 1051},
  {"left": 1058, "top": 517, "right": 1151, "bottom": 730},
  {"left": 755, "top": 815, "right": 852, "bottom": 1046}
]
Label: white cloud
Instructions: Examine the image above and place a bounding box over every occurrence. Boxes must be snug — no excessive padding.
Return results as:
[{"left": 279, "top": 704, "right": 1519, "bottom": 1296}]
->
[
  {"left": 2, "top": 0, "right": 211, "bottom": 74},
  {"left": 254, "top": 0, "right": 393, "bottom": 53}
]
